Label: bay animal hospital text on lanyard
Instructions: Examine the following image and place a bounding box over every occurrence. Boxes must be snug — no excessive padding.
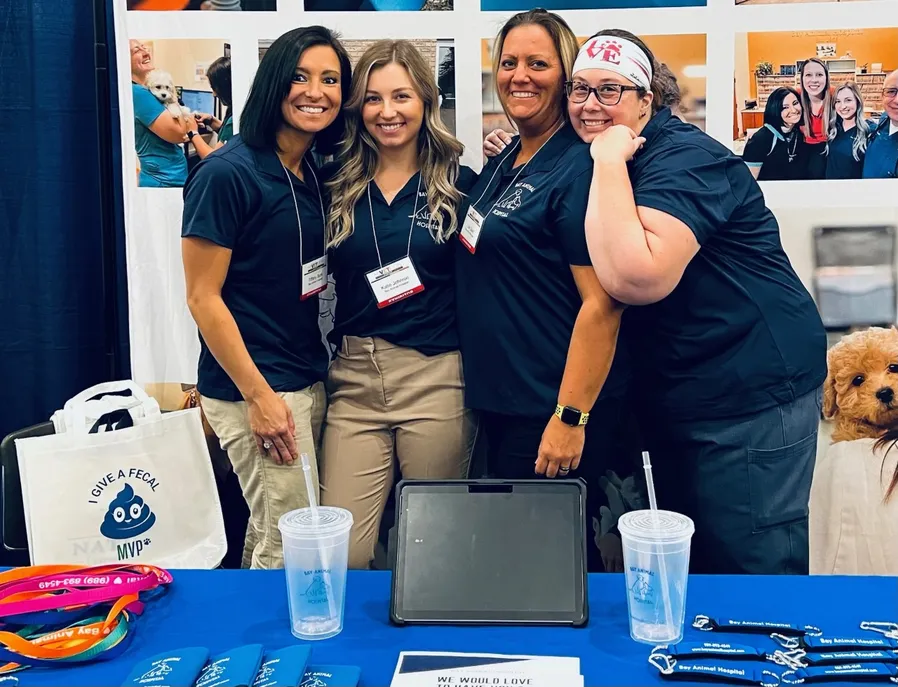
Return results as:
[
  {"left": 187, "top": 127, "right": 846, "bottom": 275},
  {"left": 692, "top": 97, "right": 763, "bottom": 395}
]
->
[
  {"left": 282, "top": 162, "right": 328, "bottom": 300},
  {"left": 459, "top": 123, "right": 563, "bottom": 254},
  {"left": 365, "top": 174, "right": 425, "bottom": 308}
]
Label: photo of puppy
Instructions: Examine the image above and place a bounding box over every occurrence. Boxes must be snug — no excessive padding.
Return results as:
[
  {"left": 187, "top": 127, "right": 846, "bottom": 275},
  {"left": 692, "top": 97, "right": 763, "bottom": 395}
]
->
[
  {"left": 144, "top": 69, "right": 191, "bottom": 122},
  {"left": 823, "top": 326, "right": 898, "bottom": 443}
]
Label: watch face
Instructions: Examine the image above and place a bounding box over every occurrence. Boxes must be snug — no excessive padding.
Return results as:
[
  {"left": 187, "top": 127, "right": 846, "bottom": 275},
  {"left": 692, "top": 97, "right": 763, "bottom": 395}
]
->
[{"left": 560, "top": 406, "right": 580, "bottom": 425}]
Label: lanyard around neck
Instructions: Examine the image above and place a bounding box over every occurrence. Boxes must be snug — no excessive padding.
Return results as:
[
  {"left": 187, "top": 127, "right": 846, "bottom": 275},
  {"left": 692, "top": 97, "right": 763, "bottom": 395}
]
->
[
  {"left": 366, "top": 172, "right": 422, "bottom": 271},
  {"left": 470, "top": 121, "right": 564, "bottom": 217},
  {"left": 281, "top": 160, "right": 326, "bottom": 266}
]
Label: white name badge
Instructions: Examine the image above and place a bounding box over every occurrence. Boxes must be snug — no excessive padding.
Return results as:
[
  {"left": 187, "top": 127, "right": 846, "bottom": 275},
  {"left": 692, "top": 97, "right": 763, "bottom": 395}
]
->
[
  {"left": 301, "top": 255, "right": 328, "bottom": 300},
  {"left": 365, "top": 256, "right": 424, "bottom": 309},
  {"left": 459, "top": 206, "right": 484, "bottom": 254}
]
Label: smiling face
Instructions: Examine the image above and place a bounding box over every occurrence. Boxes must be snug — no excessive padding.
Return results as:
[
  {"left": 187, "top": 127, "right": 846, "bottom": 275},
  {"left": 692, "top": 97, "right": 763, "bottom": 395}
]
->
[
  {"left": 130, "top": 40, "right": 154, "bottom": 81},
  {"left": 280, "top": 44, "right": 343, "bottom": 137},
  {"left": 834, "top": 87, "right": 858, "bottom": 122},
  {"left": 568, "top": 69, "right": 652, "bottom": 142},
  {"left": 801, "top": 61, "right": 827, "bottom": 100},
  {"left": 362, "top": 61, "right": 424, "bottom": 152},
  {"left": 781, "top": 91, "right": 802, "bottom": 129},
  {"left": 496, "top": 24, "right": 564, "bottom": 132},
  {"left": 884, "top": 70, "right": 898, "bottom": 124}
]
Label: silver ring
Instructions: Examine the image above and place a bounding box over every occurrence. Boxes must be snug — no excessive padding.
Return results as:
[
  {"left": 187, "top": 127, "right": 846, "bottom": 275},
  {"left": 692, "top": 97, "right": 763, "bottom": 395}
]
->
[
  {"left": 559, "top": 467, "right": 570, "bottom": 473},
  {"left": 262, "top": 441, "right": 272, "bottom": 450}
]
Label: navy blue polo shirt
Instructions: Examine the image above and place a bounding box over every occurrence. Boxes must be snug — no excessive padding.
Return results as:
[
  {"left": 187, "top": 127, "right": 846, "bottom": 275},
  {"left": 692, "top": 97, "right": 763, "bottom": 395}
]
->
[
  {"left": 862, "top": 115, "right": 898, "bottom": 179},
  {"left": 326, "top": 166, "right": 477, "bottom": 356},
  {"left": 624, "top": 107, "right": 827, "bottom": 421},
  {"left": 181, "top": 135, "right": 329, "bottom": 401},
  {"left": 456, "top": 123, "right": 629, "bottom": 418},
  {"left": 825, "top": 120, "right": 870, "bottom": 179}
]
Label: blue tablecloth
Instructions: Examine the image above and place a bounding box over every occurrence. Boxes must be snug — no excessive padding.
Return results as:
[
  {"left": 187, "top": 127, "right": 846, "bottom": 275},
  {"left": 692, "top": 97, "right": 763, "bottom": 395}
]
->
[{"left": 7, "top": 570, "right": 897, "bottom": 686}]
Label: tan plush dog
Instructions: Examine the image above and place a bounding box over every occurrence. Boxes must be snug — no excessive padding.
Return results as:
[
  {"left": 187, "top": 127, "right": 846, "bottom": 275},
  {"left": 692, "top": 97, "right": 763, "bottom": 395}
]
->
[{"left": 824, "top": 326, "right": 898, "bottom": 442}]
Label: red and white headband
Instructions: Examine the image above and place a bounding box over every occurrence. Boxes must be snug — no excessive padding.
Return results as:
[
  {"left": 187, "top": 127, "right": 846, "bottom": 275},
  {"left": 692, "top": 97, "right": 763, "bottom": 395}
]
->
[{"left": 572, "top": 36, "right": 653, "bottom": 92}]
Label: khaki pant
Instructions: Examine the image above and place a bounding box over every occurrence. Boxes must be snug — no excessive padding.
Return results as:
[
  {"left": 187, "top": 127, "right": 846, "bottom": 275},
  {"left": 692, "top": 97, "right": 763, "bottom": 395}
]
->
[
  {"left": 319, "top": 337, "right": 476, "bottom": 569},
  {"left": 202, "top": 383, "right": 326, "bottom": 570}
]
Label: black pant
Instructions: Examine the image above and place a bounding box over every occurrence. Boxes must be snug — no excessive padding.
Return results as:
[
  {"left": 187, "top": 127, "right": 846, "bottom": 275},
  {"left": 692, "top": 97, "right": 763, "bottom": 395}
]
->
[
  {"left": 477, "top": 399, "right": 642, "bottom": 573},
  {"left": 640, "top": 386, "right": 822, "bottom": 575}
]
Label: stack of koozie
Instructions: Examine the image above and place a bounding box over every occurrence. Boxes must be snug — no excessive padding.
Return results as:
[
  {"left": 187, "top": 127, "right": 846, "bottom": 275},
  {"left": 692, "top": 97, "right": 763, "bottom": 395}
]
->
[{"left": 122, "top": 643, "right": 362, "bottom": 686}]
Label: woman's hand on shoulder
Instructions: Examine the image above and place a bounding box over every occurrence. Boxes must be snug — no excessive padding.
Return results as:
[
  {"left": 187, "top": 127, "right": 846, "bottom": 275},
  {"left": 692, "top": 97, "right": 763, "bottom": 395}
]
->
[
  {"left": 589, "top": 124, "right": 645, "bottom": 164},
  {"left": 484, "top": 129, "right": 513, "bottom": 158}
]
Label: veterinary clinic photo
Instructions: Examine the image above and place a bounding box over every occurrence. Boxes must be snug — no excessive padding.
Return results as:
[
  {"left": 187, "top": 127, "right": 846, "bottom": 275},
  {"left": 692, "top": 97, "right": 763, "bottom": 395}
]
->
[
  {"left": 7, "top": 0, "right": 898, "bottom": 685},
  {"left": 130, "top": 39, "right": 232, "bottom": 187},
  {"left": 734, "top": 28, "right": 898, "bottom": 180},
  {"left": 773, "top": 204, "right": 898, "bottom": 574}
]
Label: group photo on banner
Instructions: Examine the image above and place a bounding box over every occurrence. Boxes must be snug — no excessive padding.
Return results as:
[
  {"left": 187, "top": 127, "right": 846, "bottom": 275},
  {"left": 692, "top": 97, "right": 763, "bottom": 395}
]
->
[{"left": 4, "top": 0, "right": 897, "bottom": 684}]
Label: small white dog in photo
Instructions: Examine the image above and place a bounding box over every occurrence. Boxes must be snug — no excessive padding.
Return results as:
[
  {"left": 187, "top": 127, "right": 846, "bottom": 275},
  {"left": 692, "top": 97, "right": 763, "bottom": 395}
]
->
[{"left": 144, "top": 69, "right": 191, "bottom": 122}]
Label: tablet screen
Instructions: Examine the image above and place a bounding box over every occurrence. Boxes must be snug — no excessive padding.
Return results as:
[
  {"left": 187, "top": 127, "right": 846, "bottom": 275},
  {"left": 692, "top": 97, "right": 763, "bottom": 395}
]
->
[{"left": 392, "top": 482, "right": 587, "bottom": 624}]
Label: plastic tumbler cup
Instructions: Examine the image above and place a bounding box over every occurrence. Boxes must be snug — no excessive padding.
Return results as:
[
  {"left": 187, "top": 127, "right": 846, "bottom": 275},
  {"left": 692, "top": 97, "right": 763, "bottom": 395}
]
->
[
  {"left": 278, "top": 507, "right": 353, "bottom": 641},
  {"left": 617, "top": 509, "right": 695, "bottom": 645}
]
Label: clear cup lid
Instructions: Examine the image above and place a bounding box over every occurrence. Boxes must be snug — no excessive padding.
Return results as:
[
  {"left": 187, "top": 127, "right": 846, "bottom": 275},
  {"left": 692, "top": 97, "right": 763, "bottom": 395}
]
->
[
  {"left": 617, "top": 509, "right": 695, "bottom": 542},
  {"left": 278, "top": 506, "right": 353, "bottom": 538}
]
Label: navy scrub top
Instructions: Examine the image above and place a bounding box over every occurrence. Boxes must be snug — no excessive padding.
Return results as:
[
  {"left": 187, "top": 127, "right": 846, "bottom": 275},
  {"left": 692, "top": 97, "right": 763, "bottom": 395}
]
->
[
  {"left": 456, "top": 123, "right": 629, "bottom": 419},
  {"left": 624, "top": 107, "right": 827, "bottom": 422},
  {"left": 862, "top": 115, "right": 898, "bottom": 179},
  {"left": 181, "top": 135, "right": 329, "bottom": 402},
  {"left": 326, "top": 166, "right": 478, "bottom": 355},
  {"left": 825, "top": 119, "right": 869, "bottom": 179}
]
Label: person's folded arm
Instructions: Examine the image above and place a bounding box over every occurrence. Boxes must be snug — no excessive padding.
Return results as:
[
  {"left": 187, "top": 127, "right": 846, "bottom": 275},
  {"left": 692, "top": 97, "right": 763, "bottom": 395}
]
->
[{"left": 584, "top": 126, "right": 740, "bottom": 306}]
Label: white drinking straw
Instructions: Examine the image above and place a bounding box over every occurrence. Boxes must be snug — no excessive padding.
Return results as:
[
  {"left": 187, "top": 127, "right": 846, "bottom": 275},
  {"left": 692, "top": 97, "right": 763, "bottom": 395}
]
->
[
  {"left": 300, "top": 452, "right": 338, "bottom": 623},
  {"left": 642, "top": 451, "right": 673, "bottom": 636}
]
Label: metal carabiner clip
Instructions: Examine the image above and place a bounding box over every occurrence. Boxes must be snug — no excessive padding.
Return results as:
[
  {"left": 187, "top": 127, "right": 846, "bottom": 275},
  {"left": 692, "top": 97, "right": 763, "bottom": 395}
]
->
[{"left": 862, "top": 622, "right": 898, "bottom": 640}]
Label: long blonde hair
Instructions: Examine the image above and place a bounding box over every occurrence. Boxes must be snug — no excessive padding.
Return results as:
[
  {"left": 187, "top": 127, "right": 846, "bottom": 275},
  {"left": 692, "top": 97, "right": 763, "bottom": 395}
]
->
[
  {"left": 326, "top": 40, "right": 464, "bottom": 248},
  {"left": 828, "top": 82, "right": 871, "bottom": 162}
]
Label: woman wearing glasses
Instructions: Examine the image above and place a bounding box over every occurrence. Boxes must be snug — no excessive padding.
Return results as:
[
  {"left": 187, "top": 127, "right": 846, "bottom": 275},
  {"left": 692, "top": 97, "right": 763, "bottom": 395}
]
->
[
  {"left": 456, "top": 10, "right": 631, "bottom": 573},
  {"left": 580, "top": 29, "right": 826, "bottom": 575}
]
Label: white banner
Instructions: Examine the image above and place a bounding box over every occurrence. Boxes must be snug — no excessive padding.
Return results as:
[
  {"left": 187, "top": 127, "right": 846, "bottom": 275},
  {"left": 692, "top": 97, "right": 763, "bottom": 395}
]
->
[{"left": 112, "top": 0, "right": 898, "bottom": 387}]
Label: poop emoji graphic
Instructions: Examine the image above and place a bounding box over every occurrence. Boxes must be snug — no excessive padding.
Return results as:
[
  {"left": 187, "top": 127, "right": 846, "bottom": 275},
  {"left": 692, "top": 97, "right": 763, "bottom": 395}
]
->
[{"left": 100, "top": 483, "right": 156, "bottom": 540}]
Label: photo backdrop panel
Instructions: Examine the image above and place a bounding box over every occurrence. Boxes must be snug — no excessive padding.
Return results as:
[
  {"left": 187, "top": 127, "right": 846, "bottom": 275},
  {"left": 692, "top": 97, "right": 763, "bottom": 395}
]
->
[
  {"left": 128, "top": 0, "right": 274, "bottom": 9},
  {"left": 734, "top": 27, "right": 898, "bottom": 182},
  {"left": 481, "top": 32, "right": 706, "bottom": 139},
  {"left": 302, "top": 0, "right": 453, "bottom": 9}
]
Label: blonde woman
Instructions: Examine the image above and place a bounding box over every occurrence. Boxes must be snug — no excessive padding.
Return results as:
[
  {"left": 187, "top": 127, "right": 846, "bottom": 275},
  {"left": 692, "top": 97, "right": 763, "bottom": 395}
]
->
[
  {"left": 826, "top": 82, "right": 872, "bottom": 179},
  {"left": 798, "top": 58, "right": 832, "bottom": 179},
  {"left": 320, "top": 39, "right": 477, "bottom": 570}
]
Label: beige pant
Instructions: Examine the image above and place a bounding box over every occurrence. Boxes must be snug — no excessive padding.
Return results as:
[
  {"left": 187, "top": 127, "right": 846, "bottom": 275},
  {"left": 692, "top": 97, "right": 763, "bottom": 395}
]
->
[
  {"left": 319, "top": 337, "right": 476, "bottom": 569},
  {"left": 202, "top": 383, "right": 326, "bottom": 570}
]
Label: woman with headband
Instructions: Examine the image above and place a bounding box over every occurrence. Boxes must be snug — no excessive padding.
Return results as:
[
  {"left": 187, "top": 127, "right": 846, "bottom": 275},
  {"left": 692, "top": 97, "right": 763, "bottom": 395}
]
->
[
  {"left": 579, "top": 29, "right": 826, "bottom": 575},
  {"left": 456, "top": 10, "right": 631, "bottom": 573}
]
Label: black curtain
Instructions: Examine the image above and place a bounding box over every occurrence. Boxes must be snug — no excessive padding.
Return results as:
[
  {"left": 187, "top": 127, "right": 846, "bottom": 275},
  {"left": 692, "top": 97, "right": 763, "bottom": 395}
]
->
[{"left": 0, "top": 0, "right": 129, "bottom": 441}]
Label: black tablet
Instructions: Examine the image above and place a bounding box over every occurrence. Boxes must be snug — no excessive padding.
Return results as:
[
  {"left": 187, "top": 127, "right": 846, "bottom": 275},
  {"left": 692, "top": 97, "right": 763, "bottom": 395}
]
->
[{"left": 390, "top": 479, "right": 589, "bottom": 626}]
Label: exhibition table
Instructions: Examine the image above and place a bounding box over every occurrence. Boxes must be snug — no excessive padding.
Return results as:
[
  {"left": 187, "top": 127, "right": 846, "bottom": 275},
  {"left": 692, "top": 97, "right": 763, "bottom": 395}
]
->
[{"left": 7, "top": 570, "right": 897, "bottom": 686}]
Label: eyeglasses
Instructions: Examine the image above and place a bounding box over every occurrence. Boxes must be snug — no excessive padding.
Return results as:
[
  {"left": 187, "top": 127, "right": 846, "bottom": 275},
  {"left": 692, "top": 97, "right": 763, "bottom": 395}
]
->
[
  {"left": 883, "top": 88, "right": 898, "bottom": 100},
  {"left": 565, "top": 81, "right": 642, "bottom": 105}
]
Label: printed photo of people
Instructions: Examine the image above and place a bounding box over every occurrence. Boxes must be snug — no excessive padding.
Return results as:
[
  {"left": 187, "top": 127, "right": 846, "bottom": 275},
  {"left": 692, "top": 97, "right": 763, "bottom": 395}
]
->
[
  {"left": 482, "top": 33, "right": 707, "bottom": 142},
  {"left": 127, "top": 0, "right": 274, "bottom": 9},
  {"left": 259, "top": 37, "right": 456, "bottom": 139},
  {"left": 482, "top": 0, "right": 704, "bottom": 9},
  {"left": 303, "top": 0, "right": 452, "bottom": 10},
  {"left": 130, "top": 39, "right": 232, "bottom": 188},
  {"left": 734, "top": 29, "right": 898, "bottom": 180}
]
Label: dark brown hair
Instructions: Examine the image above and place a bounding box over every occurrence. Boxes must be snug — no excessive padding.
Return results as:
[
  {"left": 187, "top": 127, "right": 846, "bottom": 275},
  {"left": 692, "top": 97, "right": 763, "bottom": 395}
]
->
[{"left": 872, "top": 430, "right": 898, "bottom": 502}]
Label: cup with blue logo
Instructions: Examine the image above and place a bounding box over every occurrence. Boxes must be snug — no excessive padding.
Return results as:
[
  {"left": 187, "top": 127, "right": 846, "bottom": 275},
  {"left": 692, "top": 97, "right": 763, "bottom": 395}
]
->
[
  {"left": 617, "top": 509, "right": 695, "bottom": 645},
  {"left": 278, "top": 454, "right": 353, "bottom": 641}
]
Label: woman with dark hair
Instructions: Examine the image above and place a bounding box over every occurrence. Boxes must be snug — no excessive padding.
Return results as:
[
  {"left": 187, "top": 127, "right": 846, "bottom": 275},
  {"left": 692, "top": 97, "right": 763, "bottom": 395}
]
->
[
  {"left": 456, "top": 9, "right": 631, "bottom": 573},
  {"left": 581, "top": 28, "right": 826, "bottom": 575},
  {"left": 190, "top": 56, "right": 234, "bottom": 159},
  {"left": 180, "top": 26, "right": 351, "bottom": 570},
  {"left": 741, "top": 86, "right": 808, "bottom": 181}
]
